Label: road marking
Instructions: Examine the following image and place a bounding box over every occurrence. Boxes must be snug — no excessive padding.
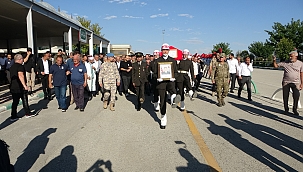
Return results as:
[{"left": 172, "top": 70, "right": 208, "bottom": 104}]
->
[{"left": 182, "top": 110, "right": 222, "bottom": 172}]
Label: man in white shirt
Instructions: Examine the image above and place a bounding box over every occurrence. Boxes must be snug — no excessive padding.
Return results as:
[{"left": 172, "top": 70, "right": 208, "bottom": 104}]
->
[
  {"left": 238, "top": 56, "right": 253, "bottom": 101},
  {"left": 192, "top": 57, "right": 202, "bottom": 96},
  {"left": 37, "top": 52, "right": 52, "bottom": 100},
  {"left": 227, "top": 53, "right": 238, "bottom": 93}
]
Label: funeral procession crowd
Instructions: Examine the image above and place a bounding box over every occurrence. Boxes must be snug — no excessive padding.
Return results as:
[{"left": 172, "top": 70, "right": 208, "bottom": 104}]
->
[{"left": 1, "top": 43, "right": 302, "bottom": 130}]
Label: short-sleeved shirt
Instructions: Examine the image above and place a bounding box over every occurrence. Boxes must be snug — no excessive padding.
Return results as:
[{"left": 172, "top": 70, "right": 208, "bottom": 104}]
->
[
  {"left": 50, "top": 63, "right": 68, "bottom": 86},
  {"left": 278, "top": 60, "right": 303, "bottom": 85},
  {"left": 23, "top": 54, "right": 35, "bottom": 72},
  {"left": 120, "top": 61, "right": 132, "bottom": 77},
  {"left": 10, "top": 63, "right": 26, "bottom": 93},
  {"left": 70, "top": 63, "right": 87, "bottom": 85}
]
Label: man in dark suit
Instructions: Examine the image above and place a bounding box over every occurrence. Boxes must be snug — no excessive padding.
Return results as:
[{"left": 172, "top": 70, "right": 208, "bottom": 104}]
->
[
  {"left": 132, "top": 52, "right": 149, "bottom": 111},
  {"left": 154, "top": 43, "right": 181, "bottom": 129},
  {"left": 37, "top": 52, "right": 52, "bottom": 100}
]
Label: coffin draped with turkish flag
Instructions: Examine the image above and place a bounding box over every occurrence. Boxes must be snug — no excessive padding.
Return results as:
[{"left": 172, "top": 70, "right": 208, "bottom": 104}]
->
[{"left": 159, "top": 45, "right": 183, "bottom": 60}]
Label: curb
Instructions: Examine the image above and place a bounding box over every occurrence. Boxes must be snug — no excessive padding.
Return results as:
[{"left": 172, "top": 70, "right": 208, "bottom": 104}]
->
[{"left": 0, "top": 92, "right": 45, "bottom": 113}]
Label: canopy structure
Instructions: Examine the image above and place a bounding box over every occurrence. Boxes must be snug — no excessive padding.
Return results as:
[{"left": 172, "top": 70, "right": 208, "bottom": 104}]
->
[{"left": 0, "top": 0, "right": 110, "bottom": 55}]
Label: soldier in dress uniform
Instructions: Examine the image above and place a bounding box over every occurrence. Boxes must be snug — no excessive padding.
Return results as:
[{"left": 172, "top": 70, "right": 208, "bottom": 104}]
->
[
  {"left": 150, "top": 50, "right": 160, "bottom": 111},
  {"left": 154, "top": 43, "right": 181, "bottom": 129},
  {"left": 211, "top": 53, "right": 230, "bottom": 107},
  {"left": 132, "top": 52, "right": 149, "bottom": 111},
  {"left": 99, "top": 53, "right": 121, "bottom": 111},
  {"left": 176, "top": 49, "right": 195, "bottom": 111}
]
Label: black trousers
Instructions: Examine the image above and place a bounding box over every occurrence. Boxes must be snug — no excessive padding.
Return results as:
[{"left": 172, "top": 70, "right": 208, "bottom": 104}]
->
[
  {"left": 177, "top": 75, "right": 192, "bottom": 101},
  {"left": 194, "top": 74, "right": 202, "bottom": 91},
  {"left": 283, "top": 83, "right": 300, "bottom": 111},
  {"left": 157, "top": 82, "right": 177, "bottom": 115},
  {"left": 238, "top": 76, "right": 252, "bottom": 99},
  {"left": 11, "top": 92, "right": 30, "bottom": 118},
  {"left": 236, "top": 75, "right": 241, "bottom": 87},
  {"left": 122, "top": 76, "right": 131, "bottom": 94},
  {"left": 150, "top": 78, "right": 159, "bottom": 103},
  {"left": 41, "top": 74, "right": 51, "bottom": 98},
  {"left": 135, "top": 82, "right": 145, "bottom": 108},
  {"left": 230, "top": 73, "right": 236, "bottom": 91},
  {"left": 95, "top": 72, "right": 100, "bottom": 94},
  {"left": 212, "top": 83, "right": 217, "bottom": 92}
]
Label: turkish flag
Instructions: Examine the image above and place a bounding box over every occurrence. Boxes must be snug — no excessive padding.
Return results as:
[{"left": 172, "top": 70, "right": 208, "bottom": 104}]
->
[{"left": 159, "top": 45, "right": 183, "bottom": 60}]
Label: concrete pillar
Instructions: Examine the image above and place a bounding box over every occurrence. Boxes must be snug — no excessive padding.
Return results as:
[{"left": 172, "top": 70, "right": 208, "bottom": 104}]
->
[
  {"left": 107, "top": 43, "right": 110, "bottom": 53},
  {"left": 100, "top": 41, "right": 103, "bottom": 54},
  {"left": 6, "top": 40, "right": 11, "bottom": 54},
  {"left": 49, "top": 39, "right": 52, "bottom": 54},
  {"left": 68, "top": 27, "right": 72, "bottom": 54},
  {"left": 89, "top": 32, "right": 93, "bottom": 55},
  {"left": 26, "top": 8, "right": 34, "bottom": 52}
]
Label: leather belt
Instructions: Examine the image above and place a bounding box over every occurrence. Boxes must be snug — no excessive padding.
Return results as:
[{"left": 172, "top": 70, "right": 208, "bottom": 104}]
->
[{"left": 178, "top": 70, "right": 188, "bottom": 74}]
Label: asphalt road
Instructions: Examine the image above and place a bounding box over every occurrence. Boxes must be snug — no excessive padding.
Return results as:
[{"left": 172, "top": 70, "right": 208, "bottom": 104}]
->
[{"left": 0, "top": 68, "right": 302, "bottom": 172}]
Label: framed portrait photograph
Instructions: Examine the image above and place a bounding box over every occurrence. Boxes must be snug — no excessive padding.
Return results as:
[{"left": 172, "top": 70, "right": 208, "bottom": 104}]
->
[{"left": 158, "top": 62, "right": 174, "bottom": 80}]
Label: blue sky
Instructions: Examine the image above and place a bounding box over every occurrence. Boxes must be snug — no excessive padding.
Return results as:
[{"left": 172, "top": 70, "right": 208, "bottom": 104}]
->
[{"left": 46, "top": 0, "right": 303, "bottom": 54}]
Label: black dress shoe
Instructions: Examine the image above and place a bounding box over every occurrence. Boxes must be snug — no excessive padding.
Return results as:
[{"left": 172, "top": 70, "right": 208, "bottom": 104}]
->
[
  {"left": 74, "top": 106, "right": 79, "bottom": 110},
  {"left": 160, "top": 125, "right": 166, "bottom": 129},
  {"left": 137, "top": 108, "right": 141, "bottom": 111},
  {"left": 293, "top": 110, "right": 299, "bottom": 116},
  {"left": 80, "top": 109, "right": 84, "bottom": 112},
  {"left": 230, "top": 90, "right": 234, "bottom": 93},
  {"left": 58, "top": 107, "right": 62, "bottom": 109}
]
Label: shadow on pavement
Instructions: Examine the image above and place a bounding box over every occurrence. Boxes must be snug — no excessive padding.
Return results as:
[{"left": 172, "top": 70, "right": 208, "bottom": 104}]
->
[
  {"left": 85, "top": 159, "right": 113, "bottom": 172},
  {"left": 0, "top": 99, "right": 50, "bottom": 131},
  {"left": 175, "top": 141, "right": 218, "bottom": 172},
  {"left": 40, "top": 145, "right": 77, "bottom": 172},
  {"left": 219, "top": 114, "right": 303, "bottom": 163},
  {"left": 203, "top": 119, "right": 297, "bottom": 171},
  {"left": 229, "top": 102, "right": 303, "bottom": 129},
  {"left": 229, "top": 93, "right": 303, "bottom": 120},
  {"left": 143, "top": 96, "right": 161, "bottom": 125},
  {"left": 14, "top": 128, "right": 57, "bottom": 172},
  {"left": 195, "top": 94, "right": 217, "bottom": 105}
]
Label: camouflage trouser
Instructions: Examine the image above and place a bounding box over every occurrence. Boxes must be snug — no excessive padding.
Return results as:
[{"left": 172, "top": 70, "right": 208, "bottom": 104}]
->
[
  {"left": 216, "top": 79, "right": 229, "bottom": 102},
  {"left": 103, "top": 83, "right": 117, "bottom": 104}
]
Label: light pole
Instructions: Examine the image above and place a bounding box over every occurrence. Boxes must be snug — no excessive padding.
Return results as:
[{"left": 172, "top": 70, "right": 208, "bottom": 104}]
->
[{"left": 162, "top": 30, "right": 165, "bottom": 43}]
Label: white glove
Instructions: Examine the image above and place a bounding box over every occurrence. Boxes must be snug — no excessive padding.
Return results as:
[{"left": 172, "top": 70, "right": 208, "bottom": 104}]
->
[
  {"left": 191, "top": 81, "right": 195, "bottom": 87},
  {"left": 170, "top": 78, "right": 176, "bottom": 82},
  {"left": 157, "top": 78, "right": 163, "bottom": 82}
]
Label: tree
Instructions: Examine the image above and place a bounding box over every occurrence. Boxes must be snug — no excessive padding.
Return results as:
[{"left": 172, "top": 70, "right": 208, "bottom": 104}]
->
[
  {"left": 276, "top": 37, "right": 294, "bottom": 61},
  {"left": 75, "top": 16, "right": 104, "bottom": 54},
  {"left": 240, "top": 50, "right": 249, "bottom": 58},
  {"left": 265, "top": 19, "right": 303, "bottom": 51},
  {"left": 212, "top": 42, "right": 232, "bottom": 55},
  {"left": 248, "top": 41, "right": 274, "bottom": 59},
  {"left": 76, "top": 16, "right": 104, "bottom": 37}
]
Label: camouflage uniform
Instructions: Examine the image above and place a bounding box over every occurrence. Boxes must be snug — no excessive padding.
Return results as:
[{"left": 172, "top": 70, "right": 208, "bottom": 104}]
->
[
  {"left": 99, "top": 62, "right": 120, "bottom": 104},
  {"left": 211, "top": 62, "right": 230, "bottom": 106}
]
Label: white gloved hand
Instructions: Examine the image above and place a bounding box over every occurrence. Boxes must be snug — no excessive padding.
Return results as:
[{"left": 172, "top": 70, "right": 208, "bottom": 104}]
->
[
  {"left": 157, "top": 78, "right": 163, "bottom": 82},
  {"left": 170, "top": 78, "right": 176, "bottom": 82},
  {"left": 191, "top": 81, "right": 195, "bottom": 87}
]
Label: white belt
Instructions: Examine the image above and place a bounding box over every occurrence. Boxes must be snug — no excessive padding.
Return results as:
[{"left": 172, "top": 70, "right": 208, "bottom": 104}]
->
[{"left": 178, "top": 70, "right": 188, "bottom": 74}]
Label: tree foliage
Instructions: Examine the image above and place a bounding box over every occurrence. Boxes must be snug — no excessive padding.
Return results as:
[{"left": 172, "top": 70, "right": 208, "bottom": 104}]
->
[
  {"left": 240, "top": 50, "right": 249, "bottom": 58},
  {"left": 276, "top": 38, "right": 294, "bottom": 61},
  {"left": 248, "top": 41, "right": 274, "bottom": 59},
  {"left": 212, "top": 42, "right": 232, "bottom": 55},
  {"left": 75, "top": 16, "right": 104, "bottom": 54},
  {"left": 265, "top": 18, "right": 303, "bottom": 51},
  {"left": 76, "top": 16, "right": 104, "bottom": 37}
]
